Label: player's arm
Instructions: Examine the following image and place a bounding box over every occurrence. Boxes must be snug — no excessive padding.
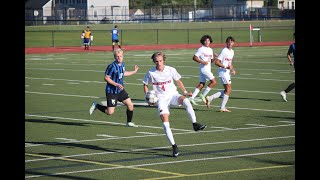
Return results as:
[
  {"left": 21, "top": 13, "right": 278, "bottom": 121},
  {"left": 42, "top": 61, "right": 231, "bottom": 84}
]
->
[
  {"left": 124, "top": 65, "right": 139, "bottom": 76},
  {"left": 105, "top": 74, "right": 124, "bottom": 90},
  {"left": 143, "top": 84, "right": 149, "bottom": 94},
  {"left": 287, "top": 51, "right": 293, "bottom": 66},
  {"left": 229, "top": 64, "right": 236, "bottom": 75},
  {"left": 215, "top": 59, "right": 229, "bottom": 69},
  {"left": 176, "top": 79, "right": 192, "bottom": 96},
  {"left": 211, "top": 53, "right": 218, "bottom": 63},
  {"left": 193, "top": 55, "right": 208, "bottom": 65}
]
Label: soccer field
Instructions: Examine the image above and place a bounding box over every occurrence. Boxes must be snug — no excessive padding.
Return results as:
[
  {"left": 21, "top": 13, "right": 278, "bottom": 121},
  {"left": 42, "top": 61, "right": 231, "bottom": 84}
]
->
[{"left": 25, "top": 46, "right": 295, "bottom": 179}]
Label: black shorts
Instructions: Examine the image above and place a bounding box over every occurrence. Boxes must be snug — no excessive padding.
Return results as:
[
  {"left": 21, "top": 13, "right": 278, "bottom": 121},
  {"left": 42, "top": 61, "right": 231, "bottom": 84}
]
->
[
  {"left": 106, "top": 90, "right": 130, "bottom": 107},
  {"left": 112, "top": 39, "right": 119, "bottom": 43}
]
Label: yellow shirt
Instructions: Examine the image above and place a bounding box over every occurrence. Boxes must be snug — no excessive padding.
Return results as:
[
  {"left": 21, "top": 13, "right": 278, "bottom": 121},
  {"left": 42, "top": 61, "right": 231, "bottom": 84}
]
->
[{"left": 84, "top": 30, "right": 91, "bottom": 38}]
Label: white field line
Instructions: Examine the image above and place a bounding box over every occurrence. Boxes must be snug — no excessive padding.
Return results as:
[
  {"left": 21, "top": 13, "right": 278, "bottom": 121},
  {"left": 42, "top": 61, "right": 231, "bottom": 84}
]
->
[
  {"left": 25, "top": 66, "right": 294, "bottom": 73},
  {"left": 25, "top": 135, "right": 294, "bottom": 163},
  {"left": 25, "top": 77, "right": 295, "bottom": 95},
  {"left": 25, "top": 114, "right": 294, "bottom": 150},
  {"left": 25, "top": 149, "right": 294, "bottom": 179},
  {"left": 25, "top": 91, "right": 295, "bottom": 113}
]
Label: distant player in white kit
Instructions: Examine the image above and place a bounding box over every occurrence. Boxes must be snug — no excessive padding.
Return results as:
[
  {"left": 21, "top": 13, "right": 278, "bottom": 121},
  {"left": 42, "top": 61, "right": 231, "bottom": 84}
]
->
[
  {"left": 189, "top": 35, "right": 218, "bottom": 105},
  {"left": 143, "top": 51, "right": 207, "bottom": 157},
  {"left": 206, "top": 36, "right": 236, "bottom": 112}
]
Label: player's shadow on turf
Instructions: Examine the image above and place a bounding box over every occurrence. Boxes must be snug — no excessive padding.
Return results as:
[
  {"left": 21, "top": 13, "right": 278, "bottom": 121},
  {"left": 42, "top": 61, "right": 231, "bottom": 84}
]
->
[
  {"left": 34, "top": 109, "right": 87, "bottom": 114},
  {"left": 25, "top": 118, "right": 90, "bottom": 126},
  {"left": 261, "top": 115, "right": 295, "bottom": 120},
  {"left": 230, "top": 96, "right": 272, "bottom": 101},
  {"left": 25, "top": 170, "right": 97, "bottom": 180},
  {"left": 183, "top": 143, "right": 295, "bottom": 157},
  {"left": 244, "top": 156, "right": 295, "bottom": 166}
]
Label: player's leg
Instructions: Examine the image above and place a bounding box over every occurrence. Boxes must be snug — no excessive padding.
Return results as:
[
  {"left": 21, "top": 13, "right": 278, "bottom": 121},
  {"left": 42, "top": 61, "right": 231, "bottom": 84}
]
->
[
  {"left": 158, "top": 98, "right": 178, "bottom": 157},
  {"left": 121, "top": 90, "right": 137, "bottom": 127},
  {"left": 220, "top": 82, "right": 232, "bottom": 112},
  {"left": 176, "top": 95, "right": 207, "bottom": 131},
  {"left": 201, "top": 72, "right": 216, "bottom": 98}
]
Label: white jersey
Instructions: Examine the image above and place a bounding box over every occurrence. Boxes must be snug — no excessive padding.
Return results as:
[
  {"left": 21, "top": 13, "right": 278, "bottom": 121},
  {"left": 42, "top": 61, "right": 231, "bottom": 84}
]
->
[
  {"left": 217, "top": 47, "right": 234, "bottom": 77},
  {"left": 194, "top": 45, "right": 213, "bottom": 73},
  {"left": 143, "top": 65, "right": 181, "bottom": 98}
]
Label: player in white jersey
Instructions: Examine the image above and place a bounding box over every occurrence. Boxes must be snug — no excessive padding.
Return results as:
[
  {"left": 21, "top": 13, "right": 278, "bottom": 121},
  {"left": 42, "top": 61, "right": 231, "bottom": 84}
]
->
[
  {"left": 206, "top": 36, "right": 236, "bottom": 112},
  {"left": 143, "top": 51, "right": 207, "bottom": 157},
  {"left": 189, "top": 35, "right": 218, "bottom": 105}
]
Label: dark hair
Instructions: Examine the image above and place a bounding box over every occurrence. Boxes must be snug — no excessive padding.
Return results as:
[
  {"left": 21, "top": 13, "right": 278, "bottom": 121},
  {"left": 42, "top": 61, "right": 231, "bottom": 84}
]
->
[
  {"left": 226, "top": 36, "right": 235, "bottom": 43},
  {"left": 200, "top": 35, "right": 213, "bottom": 45},
  {"left": 114, "top": 25, "right": 118, "bottom": 28},
  {"left": 151, "top": 52, "right": 166, "bottom": 62}
]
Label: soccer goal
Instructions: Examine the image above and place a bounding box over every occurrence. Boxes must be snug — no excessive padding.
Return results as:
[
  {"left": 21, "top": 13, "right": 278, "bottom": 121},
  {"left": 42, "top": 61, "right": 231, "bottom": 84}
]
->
[{"left": 249, "top": 24, "right": 262, "bottom": 47}]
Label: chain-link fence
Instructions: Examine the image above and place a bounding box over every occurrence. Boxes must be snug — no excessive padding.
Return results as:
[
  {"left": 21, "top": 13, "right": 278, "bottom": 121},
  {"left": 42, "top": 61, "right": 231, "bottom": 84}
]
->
[{"left": 25, "top": 5, "right": 295, "bottom": 26}]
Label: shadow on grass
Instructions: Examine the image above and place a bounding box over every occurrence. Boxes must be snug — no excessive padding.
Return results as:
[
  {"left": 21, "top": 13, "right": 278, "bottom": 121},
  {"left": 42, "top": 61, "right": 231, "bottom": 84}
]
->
[{"left": 25, "top": 170, "right": 97, "bottom": 180}]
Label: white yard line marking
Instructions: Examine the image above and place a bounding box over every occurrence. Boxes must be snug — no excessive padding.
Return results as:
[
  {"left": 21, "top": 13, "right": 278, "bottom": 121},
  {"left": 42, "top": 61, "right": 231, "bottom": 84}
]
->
[
  {"left": 55, "top": 138, "right": 77, "bottom": 142},
  {"left": 96, "top": 134, "right": 119, "bottom": 138},
  {"left": 136, "top": 132, "right": 162, "bottom": 135},
  {"left": 42, "top": 83, "right": 55, "bottom": 86},
  {"left": 25, "top": 149, "right": 294, "bottom": 179},
  {"left": 25, "top": 114, "right": 294, "bottom": 150},
  {"left": 246, "top": 124, "right": 268, "bottom": 127}
]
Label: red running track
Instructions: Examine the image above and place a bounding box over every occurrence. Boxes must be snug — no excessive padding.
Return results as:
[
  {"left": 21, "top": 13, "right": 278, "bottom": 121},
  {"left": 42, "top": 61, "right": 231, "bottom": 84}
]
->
[{"left": 25, "top": 41, "right": 293, "bottom": 54}]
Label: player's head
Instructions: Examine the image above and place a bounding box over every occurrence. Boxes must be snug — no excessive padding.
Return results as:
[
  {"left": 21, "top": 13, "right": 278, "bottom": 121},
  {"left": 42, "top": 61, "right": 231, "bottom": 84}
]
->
[
  {"left": 151, "top": 51, "right": 166, "bottom": 63},
  {"left": 113, "top": 48, "right": 124, "bottom": 62},
  {"left": 114, "top": 25, "right": 118, "bottom": 28},
  {"left": 226, "top": 36, "right": 235, "bottom": 48},
  {"left": 293, "top": 32, "right": 295, "bottom": 40},
  {"left": 200, "top": 35, "right": 213, "bottom": 45},
  {"left": 226, "top": 36, "right": 235, "bottom": 43}
]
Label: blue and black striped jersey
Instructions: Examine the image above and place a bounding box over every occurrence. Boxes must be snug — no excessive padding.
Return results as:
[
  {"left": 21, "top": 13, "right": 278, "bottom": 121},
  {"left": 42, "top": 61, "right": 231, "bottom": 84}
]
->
[{"left": 105, "top": 61, "right": 126, "bottom": 94}]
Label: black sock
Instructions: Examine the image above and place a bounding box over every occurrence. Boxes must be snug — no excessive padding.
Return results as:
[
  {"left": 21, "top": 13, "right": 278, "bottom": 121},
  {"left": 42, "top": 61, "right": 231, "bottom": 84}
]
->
[
  {"left": 112, "top": 45, "right": 114, "bottom": 51},
  {"left": 285, "top": 83, "right": 295, "bottom": 93},
  {"left": 126, "top": 109, "right": 133, "bottom": 123},
  {"left": 96, "top": 104, "right": 106, "bottom": 113}
]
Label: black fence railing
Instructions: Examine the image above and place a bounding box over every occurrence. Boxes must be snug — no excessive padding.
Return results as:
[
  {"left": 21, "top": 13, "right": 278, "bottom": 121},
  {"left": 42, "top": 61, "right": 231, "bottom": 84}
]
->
[
  {"left": 25, "top": 26, "right": 295, "bottom": 48},
  {"left": 25, "top": 5, "right": 294, "bottom": 26}
]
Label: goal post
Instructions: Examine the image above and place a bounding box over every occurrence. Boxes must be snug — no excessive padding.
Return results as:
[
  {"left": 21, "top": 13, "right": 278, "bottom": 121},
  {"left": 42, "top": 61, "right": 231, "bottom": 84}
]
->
[{"left": 249, "top": 24, "right": 262, "bottom": 47}]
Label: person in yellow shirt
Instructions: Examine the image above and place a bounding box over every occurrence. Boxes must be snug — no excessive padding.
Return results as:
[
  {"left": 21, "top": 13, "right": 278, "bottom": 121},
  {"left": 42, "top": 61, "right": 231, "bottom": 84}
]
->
[{"left": 82, "top": 26, "right": 92, "bottom": 50}]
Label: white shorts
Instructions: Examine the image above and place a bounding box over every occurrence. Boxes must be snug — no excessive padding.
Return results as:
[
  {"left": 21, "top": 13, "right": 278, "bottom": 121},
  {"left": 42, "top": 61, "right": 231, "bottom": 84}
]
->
[
  {"left": 219, "top": 73, "right": 231, "bottom": 85},
  {"left": 199, "top": 69, "right": 215, "bottom": 82},
  {"left": 157, "top": 93, "right": 181, "bottom": 115}
]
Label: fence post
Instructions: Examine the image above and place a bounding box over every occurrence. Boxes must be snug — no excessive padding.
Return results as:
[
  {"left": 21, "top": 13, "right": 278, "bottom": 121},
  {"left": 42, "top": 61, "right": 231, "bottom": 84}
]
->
[
  {"left": 52, "top": 31, "right": 55, "bottom": 47},
  {"left": 157, "top": 29, "right": 159, "bottom": 44},
  {"left": 220, "top": 28, "right": 223, "bottom": 43},
  {"left": 187, "top": 29, "right": 189, "bottom": 44}
]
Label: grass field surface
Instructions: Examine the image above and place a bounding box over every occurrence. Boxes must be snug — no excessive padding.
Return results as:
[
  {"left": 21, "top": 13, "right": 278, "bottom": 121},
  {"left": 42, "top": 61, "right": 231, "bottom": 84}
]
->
[{"left": 25, "top": 46, "right": 295, "bottom": 179}]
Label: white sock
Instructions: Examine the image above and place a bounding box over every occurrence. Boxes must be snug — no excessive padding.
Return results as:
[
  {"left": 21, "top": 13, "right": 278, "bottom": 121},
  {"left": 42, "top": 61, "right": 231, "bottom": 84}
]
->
[
  {"left": 163, "top": 122, "right": 175, "bottom": 145},
  {"left": 191, "top": 88, "right": 200, "bottom": 99},
  {"left": 183, "top": 98, "right": 196, "bottom": 123},
  {"left": 202, "top": 87, "right": 212, "bottom": 97},
  {"left": 220, "top": 94, "right": 229, "bottom": 109},
  {"left": 208, "top": 91, "right": 223, "bottom": 101}
]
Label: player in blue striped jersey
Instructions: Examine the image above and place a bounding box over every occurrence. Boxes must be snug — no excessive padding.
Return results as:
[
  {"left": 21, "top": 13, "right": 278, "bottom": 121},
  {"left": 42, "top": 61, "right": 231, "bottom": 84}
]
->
[
  {"left": 280, "top": 32, "right": 295, "bottom": 102},
  {"left": 89, "top": 48, "right": 139, "bottom": 127}
]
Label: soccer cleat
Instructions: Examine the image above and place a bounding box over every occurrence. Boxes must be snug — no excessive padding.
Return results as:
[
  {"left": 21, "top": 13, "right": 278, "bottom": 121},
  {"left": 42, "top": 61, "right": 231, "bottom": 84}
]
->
[
  {"left": 193, "top": 123, "right": 207, "bottom": 131},
  {"left": 172, "top": 144, "right": 179, "bottom": 157},
  {"left": 219, "top": 108, "right": 231, "bottom": 112},
  {"left": 89, "top": 102, "right": 97, "bottom": 115},
  {"left": 189, "top": 97, "right": 198, "bottom": 105},
  {"left": 205, "top": 96, "right": 212, "bottom": 108},
  {"left": 280, "top": 91, "right": 288, "bottom": 102},
  {"left": 126, "top": 122, "right": 138, "bottom": 127},
  {"left": 199, "top": 94, "right": 206, "bottom": 104}
]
